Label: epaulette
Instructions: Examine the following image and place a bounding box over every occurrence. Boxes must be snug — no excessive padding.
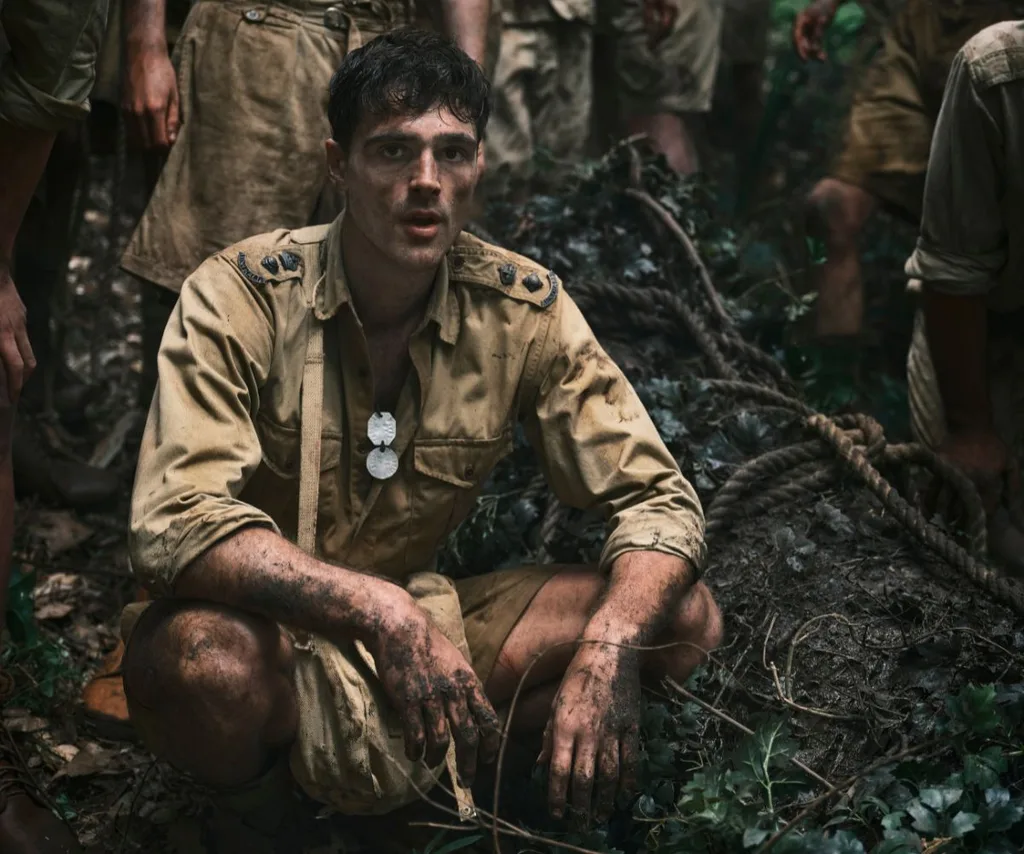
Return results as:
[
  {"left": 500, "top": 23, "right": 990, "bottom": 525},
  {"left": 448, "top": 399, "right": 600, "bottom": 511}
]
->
[{"left": 447, "top": 232, "right": 560, "bottom": 309}]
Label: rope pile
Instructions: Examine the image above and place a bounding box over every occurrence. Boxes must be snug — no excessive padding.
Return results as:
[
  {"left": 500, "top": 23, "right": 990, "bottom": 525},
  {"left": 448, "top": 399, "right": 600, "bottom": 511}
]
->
[{"left": 526, "top": 154, "right": 1024, "bottom": 617}]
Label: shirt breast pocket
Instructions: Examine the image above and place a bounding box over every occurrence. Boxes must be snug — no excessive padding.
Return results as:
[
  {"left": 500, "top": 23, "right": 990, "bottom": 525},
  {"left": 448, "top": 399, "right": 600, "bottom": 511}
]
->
[{"left": 404, "top": 431, "right": 514, "bottom": 570}]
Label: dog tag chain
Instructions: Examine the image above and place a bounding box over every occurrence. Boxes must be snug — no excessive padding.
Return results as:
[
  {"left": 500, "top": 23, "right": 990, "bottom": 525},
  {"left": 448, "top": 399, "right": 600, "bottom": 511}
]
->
[{"left": 366, "top": 411, "right": 399, "bottom": 480}]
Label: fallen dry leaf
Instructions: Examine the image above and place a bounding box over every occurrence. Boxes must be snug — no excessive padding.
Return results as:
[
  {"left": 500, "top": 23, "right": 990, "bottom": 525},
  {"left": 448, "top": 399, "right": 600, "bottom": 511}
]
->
[
  {"left": 51, "top": 744, "right": 80, "bottom": 763},
  {"left": 4, "top": 714, "right": 48, "bottom": 734},
  {"left": 54, "top": 742, "right": 117, "bottom": 779},
  {"left": 27, "top": 512, "right": 94, "bottom": 556},
  {"left": 34, "top": 602, "right": 75, "bottom": 621}
]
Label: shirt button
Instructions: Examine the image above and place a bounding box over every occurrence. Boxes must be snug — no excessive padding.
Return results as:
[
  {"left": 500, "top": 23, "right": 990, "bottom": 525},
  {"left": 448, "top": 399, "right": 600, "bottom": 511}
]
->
[
  {"left": 243, "top": 8, "right": 265, "bottom": 21},
  {"left": 463, "top": 464, "right": 475, "bottom": 478}
]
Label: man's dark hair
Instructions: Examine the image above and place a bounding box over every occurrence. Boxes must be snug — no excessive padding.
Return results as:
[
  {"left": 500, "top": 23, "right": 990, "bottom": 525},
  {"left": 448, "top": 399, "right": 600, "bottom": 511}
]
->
[{"left": 328, "top": 28, "right": 490, "bottom": 149}]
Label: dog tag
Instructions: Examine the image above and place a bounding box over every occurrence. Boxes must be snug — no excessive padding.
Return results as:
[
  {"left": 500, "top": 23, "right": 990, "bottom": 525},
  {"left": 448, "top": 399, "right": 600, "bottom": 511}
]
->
[
  {"left": 367, "top": 411, "right": 397, "bottom": 447},
  {"left": 367, "top": 445, "right": 399, "bottom": 480}
]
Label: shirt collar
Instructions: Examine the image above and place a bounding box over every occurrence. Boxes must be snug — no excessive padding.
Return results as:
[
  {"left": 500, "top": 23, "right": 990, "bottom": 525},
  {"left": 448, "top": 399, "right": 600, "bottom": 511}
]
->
[{"left": 318, "top": 214, "right": 459, "bottom": 345}]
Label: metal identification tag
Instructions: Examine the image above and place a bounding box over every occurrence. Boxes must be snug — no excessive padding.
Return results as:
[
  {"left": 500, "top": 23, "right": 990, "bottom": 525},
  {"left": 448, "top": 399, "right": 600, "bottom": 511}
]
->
[{"left": 366, "top": 412, "right": 399, "bottom": 480}]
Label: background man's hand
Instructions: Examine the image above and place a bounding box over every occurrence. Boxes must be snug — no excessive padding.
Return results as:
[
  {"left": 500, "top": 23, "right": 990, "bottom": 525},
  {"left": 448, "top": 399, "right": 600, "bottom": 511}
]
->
[
  {"left": 642, "top": 0, "right": 678, "bottom": 48},
  {"left": 0, "top": 265, "right": 35, "bottom": 408},
  {"left": 123, "top": 47, "right": 180, "bottom": 150},
  {"left": 793, "top": 0, "right": 839, "bottom": 61},
  {"left": 539, "top": 643, "right": 641, "bottom": 823},
  {"left": 371, "top": 598, "right": 501, "bottom": 785}
]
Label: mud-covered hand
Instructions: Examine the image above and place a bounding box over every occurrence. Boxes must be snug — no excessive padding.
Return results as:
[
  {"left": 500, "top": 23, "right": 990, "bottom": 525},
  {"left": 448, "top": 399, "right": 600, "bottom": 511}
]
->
[
  {"left": 123, "top": 46, "right": 180, "bottom": 150},
  {"left": 643, "top": 0, "right": 678, "bottom": 47},
  {"left": 793, "top": 0, "right": 839, "bottom": 61},
  {"left": 371, "top": 602, "right": 501, "bottom": 785},
  {"left": 539, "top": 644, "right": 641, "bottom": 823},
  {"left": 0, "top": 265, "right": 35, "bottom": 409}
]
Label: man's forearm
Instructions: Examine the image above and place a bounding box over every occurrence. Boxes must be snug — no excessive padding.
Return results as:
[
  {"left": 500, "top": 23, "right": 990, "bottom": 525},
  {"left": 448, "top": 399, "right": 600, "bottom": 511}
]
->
[
  {"left": 923, "top": 289, "right": 991, "bottom": 434},
  {"left": 174, "top": 527, "right": 414, "bottom": 644},
  {"left": 581, "top": 551, "right": 697, "bottom": 647},
  {"left": 436, "top": 0, "right": 490, "bottom": 67},
  {"left": 0, "top": 121, "right": 57, "bottom": 267},
  {"left": 124, "top": 0, "right": 168, "bottom": 55}
]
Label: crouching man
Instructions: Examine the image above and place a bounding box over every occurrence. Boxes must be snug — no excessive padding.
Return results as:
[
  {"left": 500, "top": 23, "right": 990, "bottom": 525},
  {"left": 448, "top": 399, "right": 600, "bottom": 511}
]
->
[
  {"left": 122, "top": 28, "right": 722, "bottom": 838},
  {"left": 905, "top": 21, "right": 1024, "bottom": 574}
]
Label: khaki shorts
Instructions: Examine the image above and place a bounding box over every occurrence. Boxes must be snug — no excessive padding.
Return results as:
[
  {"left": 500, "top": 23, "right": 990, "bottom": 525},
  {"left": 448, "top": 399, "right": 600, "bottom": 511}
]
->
[
  {"left": 607, "top": 0, "right": 724, "bottom": 116},
  {"left": 485, "top": 19, "right": 594, "bottom": 186},
  {"left": 121, "top": 0, "right": 407, "bottom": 292},
  {"left": 831, "top": 0, "right": 1015, "bottom": 221},
  {"left": 123, "top": 565, "right": 556, "bottom": 815},
  {"left": 907, "top": 307, "right": 1024, "bottom": 465},
  {"left": 0, "top": 0, "right": 109, "bottom": 130}
]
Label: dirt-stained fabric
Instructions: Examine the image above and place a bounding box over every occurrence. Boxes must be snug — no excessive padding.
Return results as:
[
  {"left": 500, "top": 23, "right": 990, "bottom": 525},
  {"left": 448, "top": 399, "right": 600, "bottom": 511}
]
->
[
  {"left": 126, "top": 218, "right": 704, "bottom": 813},
  {"left": 905, "top": 21, "right": 1024, "bottom": 315},
  {"left": 604, "top": 0, "right": 724, "bottom": 116},
  {"left": 0, "top": 0, "right": 109, "bottom": 130},
  {"left": 485, "top": 0, "right": 594, "bottom": 187},
  {"left": 120, "top": 0, "right": 408, "bottom": 292},
  {"left": 830, "top": 0, "right": 1018, "bottom": 222}
]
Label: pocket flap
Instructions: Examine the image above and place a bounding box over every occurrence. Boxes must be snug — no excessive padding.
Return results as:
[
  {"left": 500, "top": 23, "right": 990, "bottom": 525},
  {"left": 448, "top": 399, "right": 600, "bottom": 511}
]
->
[
  {"left": 413, "top": 433, "right": 512, "bottom": 489},
  {"left": 257, "top": 415, "right": 342, "bottom": 478}
]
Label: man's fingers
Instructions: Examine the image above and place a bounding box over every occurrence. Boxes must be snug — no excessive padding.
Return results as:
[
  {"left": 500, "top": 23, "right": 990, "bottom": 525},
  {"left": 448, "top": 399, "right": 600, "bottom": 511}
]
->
[
  {"left": 14, "top": 326, "right": 35, "bottom": 383},
  {"left": 167, "top": 87, "right": 181, "bottom": 145},
  {"left": 618, "top": 723, "right": 640, "bottom": 797},
  {"left": 594, "top": 737, "right": 620, "bottom": 822},
  {"left": 570, "top": 738, "right": 597, "bottom": 819},
  {"left": 0, "top": 335, "right": 25, "bottom": 403},
  {"left": 422, "top": 697, "right": 450, "bottom": 768},
  {"left": 399, "top": 704, "right": 427, "bottom": 763},
  {"left": 467, "top": 686, "right": 501, "bottom": 766},
  {"left": 536, "top": 715, "right": 554, "bottom": 767},
  {"left": 445, "top": 692, "right": 479, "bottom": 786},
  {"left": 547, "top": 726, "right": 575, "bottom": 819}
]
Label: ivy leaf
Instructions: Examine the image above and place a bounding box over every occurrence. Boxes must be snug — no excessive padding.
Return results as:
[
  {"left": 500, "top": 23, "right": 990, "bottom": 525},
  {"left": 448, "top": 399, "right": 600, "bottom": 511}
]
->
[
  {"left": 906, "top": 801, "right": 938, "bottom": 835},
  {"left": 945, "top": 684, "right": 1002, "bottom": 735},
  {"left": 875, "top": 830, "right": 922, "bottom": 854},
  {"left": 918, "top": 787, "right": 962, "bottom": 813},
  {"left": 963, "top": 748, "right": 1007, "bottom": 789},
  {"left": 949, "top": 811, "right": 980, "bottom": 838},
  {"left": 743, "top": 827, "right": 771, "bottom": 848},
  {"left": 981, "top": 788, "right": 1024, "bottom": 833},
  {"left": 820, "top": 831, "right": 866, "bottom": 854},
  {"left": 880, "top": 811, "right": 907, "bottom": 831}
]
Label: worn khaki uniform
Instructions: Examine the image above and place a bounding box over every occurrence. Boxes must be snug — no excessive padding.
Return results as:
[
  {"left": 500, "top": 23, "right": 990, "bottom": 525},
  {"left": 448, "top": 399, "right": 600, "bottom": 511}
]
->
[
  {"left": 127, "top": 219, "right": 706, "bottom": 814},
  {"left": 121, "top": 0, "right": 411, "bottom": 292},
  {"left": 905, "top": 22, "right": 1024, "bottom": 464},
  {"left": 603, "top": 0, "right": 724, "bottom": 118},
  {"left": 0, "top": 0, "right": 109, "bottom": 129},
  {"left": 485, "top": 0, "right": 595, "bottom": 187},
  {"left": 832, "top": 0, "right": 1022, "bottom": 222}
]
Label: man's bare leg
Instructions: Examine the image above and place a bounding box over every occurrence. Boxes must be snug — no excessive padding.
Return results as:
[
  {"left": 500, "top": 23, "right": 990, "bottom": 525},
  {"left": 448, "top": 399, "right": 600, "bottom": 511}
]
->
[
  {"left": 121, "top": 599, "right": 299, "bottom": 787},
  {"left": 805, "top": 178, "right": 878, "bottom": 339},
  {"left": 486, "top": 569, "right": 723, "bottom": 732},
  {"left": 625, "top": 113, "right": 701, "bottom": 176}
]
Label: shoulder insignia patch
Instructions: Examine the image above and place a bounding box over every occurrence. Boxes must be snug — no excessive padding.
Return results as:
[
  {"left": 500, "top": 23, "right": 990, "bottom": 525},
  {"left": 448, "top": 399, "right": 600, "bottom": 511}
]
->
[
  {"left": 540, "top": 272, "right": 560, "bottom": 308},
  {"left": 279, "top": 250, "right": 301, "bottom": 271},
  {"left": 237, "top": 252, "right": 268, "bottom": 287},
  {"left": 522, "top": 272, "right": 543, "bottom": 293},
  {"left": 499, "top": 263, "right": 517, "bottom": 286},
  {"left": 261, "top": 255, "right": 280, "bottom": 274}
]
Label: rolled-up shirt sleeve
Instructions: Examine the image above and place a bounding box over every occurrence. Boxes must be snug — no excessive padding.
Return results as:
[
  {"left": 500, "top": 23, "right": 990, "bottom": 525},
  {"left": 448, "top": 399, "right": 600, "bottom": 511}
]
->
[
  {"left": 521, "top": 291, "right": 706, "bottom": 574},
  {"left": 128, "top": 256, "right": 279, "bottom": 594},
  {"left": 905, "top": 49, "right": 1007, "bottom": 296}
]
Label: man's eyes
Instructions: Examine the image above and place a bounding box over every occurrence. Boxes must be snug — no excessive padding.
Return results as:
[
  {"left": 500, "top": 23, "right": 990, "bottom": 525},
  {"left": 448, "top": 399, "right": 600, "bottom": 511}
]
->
[
  {"left": 380, "top": 144, "right": 407, "bottom": 159},
  {"left": 442, "top": 147, "right": 470, "bottom": 162}
]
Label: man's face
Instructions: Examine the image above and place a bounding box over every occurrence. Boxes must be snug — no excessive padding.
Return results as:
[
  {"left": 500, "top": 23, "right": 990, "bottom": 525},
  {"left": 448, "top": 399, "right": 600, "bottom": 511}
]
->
[{"left": 327, "top": 106, "right": 480, "bottom": 273}]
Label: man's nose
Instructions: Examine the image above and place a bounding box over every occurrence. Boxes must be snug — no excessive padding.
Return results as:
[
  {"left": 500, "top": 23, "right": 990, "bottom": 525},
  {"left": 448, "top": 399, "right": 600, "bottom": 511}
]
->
[{"left": 410, "top": 151, "right": 441, "bottom": 193}]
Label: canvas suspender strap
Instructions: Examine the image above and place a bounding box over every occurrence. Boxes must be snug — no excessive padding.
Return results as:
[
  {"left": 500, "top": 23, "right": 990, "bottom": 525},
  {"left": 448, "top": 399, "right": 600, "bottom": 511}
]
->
[{"left": 297, "top": 318, "right": 325, "bottom": 557}]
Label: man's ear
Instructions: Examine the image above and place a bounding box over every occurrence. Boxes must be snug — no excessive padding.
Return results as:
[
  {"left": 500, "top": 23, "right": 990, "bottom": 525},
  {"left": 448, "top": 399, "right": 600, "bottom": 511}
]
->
[{"left": 325, "top": 138, "right": 346, "bottom": 187}]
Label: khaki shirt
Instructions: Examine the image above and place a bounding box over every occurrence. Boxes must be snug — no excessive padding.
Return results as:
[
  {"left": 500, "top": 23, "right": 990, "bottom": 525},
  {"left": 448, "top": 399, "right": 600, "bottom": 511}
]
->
[
  {"left": 905, "top": 20, "right": 1024, "bottom": 313},
  {"left": 129, "top": 218, "right": 705, "bottom": 594}
]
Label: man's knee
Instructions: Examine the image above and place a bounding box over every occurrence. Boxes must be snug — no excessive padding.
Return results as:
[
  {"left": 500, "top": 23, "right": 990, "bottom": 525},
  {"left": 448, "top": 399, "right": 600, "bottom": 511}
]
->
[
  {"left": 805, "top": 178, "right": 876, "bottom": 244},
  {"left": 123, "top": 600, "right": 295, "bottom": 741},
  {"left": 661, "top": 582, "right": 723, "bottom": 682}
]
